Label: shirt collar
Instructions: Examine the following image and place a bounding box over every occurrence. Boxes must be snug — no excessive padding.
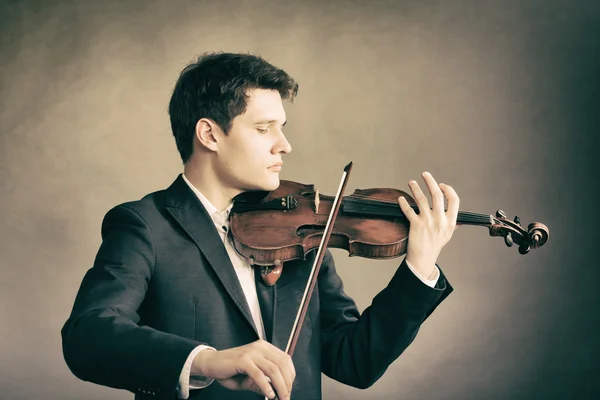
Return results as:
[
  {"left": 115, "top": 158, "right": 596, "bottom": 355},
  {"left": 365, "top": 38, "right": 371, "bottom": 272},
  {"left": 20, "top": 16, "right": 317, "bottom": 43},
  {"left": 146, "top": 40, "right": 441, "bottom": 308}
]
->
[{"left": 182, "top": 173, "right": 233, "bottom": 227}]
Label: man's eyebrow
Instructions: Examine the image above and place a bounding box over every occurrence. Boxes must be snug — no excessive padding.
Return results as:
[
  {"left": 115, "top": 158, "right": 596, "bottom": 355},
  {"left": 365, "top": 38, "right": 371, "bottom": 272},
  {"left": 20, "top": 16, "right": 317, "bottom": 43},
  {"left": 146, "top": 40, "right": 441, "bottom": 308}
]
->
[{"left": 254, "top": 120, "right": 287, "bottom": 127}]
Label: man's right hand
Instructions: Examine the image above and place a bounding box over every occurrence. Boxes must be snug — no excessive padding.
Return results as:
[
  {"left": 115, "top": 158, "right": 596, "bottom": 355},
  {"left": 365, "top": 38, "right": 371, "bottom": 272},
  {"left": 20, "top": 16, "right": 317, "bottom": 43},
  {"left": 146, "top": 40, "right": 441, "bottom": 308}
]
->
[{"left": 191, "top": 340, "right": 295, "bottom": 400}]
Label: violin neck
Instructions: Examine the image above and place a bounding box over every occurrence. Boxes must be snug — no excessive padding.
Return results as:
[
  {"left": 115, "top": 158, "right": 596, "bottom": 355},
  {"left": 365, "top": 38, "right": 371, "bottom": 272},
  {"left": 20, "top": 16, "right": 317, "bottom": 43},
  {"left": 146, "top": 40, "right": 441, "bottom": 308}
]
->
[
  {"left": 341, "top": 197, "right": 492, "bottom": 227},
  {"left": 456, "top": 210, "right": 494, "bottom": 227}
]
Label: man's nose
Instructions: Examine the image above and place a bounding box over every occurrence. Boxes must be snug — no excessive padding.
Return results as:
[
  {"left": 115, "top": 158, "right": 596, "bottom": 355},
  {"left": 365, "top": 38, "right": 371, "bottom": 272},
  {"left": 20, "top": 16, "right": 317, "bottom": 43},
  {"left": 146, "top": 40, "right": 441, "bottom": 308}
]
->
[{"left": 274, "top": 133, "right": 292, "bottom": 154}]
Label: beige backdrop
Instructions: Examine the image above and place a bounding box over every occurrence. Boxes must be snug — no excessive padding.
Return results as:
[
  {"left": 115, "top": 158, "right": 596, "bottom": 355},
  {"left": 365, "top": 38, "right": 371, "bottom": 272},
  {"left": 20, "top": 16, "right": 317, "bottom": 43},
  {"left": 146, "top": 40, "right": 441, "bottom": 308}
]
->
[{"left": 1, "top": 0, "right": 598, "bottom": 399}]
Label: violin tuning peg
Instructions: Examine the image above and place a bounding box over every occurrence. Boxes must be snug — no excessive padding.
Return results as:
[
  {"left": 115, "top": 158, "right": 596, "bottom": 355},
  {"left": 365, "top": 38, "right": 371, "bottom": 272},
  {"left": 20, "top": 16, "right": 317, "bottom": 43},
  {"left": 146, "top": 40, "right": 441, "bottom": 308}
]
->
[
  {"left": 504, "top": 233, "right": 513, "bottom": 247},
  {"left": 496, "top": 210, "right": 507, "bottom": 219},
  {"left": 530, "top": 231, "right": 542, "bottom": 245},
  {"left": 518, "top": 243, "right": 530, "bottom": 255},
  {"left": 514, "top": 215, "right": 521, "bottom": 225}
]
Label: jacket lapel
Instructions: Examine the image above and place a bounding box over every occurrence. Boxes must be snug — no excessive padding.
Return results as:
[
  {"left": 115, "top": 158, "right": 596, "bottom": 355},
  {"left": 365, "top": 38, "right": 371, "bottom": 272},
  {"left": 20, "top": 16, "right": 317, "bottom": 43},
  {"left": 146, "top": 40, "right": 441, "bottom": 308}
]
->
[{"left": 164, "top": 174, "right": 258, "bottom": 336}]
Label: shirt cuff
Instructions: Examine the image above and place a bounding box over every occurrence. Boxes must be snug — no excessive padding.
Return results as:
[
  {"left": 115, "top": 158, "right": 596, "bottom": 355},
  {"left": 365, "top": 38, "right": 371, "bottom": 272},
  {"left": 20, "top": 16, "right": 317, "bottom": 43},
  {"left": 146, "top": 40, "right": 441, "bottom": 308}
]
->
[
  {"left": 178, "top": 345, "right": 216, "bottom": 399},
  {"left": 405, "top": 260, "right": 440, "bottom": 288}
]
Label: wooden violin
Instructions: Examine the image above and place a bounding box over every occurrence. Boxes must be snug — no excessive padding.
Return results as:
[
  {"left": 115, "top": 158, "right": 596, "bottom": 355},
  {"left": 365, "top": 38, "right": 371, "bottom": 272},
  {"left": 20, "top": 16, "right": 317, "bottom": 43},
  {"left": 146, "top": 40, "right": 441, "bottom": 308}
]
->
[
  {"left": 232, "top": 163, "right": 549, "bottom": 393},
  {"left": 230, "top": 171, "right": 549, "bottom": 286}
]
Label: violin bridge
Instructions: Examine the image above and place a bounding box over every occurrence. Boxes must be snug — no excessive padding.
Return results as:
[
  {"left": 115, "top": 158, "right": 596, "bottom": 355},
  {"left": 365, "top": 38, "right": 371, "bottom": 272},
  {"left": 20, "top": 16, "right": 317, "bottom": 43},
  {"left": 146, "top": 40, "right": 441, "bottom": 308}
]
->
[{"left": 314, "top": 189, "right": 320, "bottom": 214}]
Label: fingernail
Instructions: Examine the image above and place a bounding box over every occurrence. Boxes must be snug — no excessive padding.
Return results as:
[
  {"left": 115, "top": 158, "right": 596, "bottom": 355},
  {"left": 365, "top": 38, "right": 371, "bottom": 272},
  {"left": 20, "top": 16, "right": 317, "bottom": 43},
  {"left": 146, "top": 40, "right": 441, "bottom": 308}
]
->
[
  {"left": 409, "top": 180, "right": 416, "bottom": 185},
  {"left": 399, "top": 196, "right": 405, "bottom": 201},
  {"left": 423, "top": 171, "right": 431, "bottom": 176}
]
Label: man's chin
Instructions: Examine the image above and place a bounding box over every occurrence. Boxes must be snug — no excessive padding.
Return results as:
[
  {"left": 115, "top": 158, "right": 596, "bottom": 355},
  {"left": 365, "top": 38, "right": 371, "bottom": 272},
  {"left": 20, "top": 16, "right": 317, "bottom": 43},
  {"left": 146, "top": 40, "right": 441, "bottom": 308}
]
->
[
  {"left": 243, "top": 177, "right": 280, "bottom": 192},
  {"left": 261, "top": 178, "right": 280, "bottom": 192}
]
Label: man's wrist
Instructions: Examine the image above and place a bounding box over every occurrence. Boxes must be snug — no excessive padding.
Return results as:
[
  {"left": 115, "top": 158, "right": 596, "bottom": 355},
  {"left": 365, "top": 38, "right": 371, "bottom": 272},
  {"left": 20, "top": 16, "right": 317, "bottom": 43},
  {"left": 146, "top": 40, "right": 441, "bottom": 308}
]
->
[
  {"left": 404, "top": 257, "right": 440, "bottom": 288},
  {"left": 191, "top": 348, "right": 217, "bottom": 377},
  {"left": 405, "top": 255, "right": 437, "bottom": 278}
]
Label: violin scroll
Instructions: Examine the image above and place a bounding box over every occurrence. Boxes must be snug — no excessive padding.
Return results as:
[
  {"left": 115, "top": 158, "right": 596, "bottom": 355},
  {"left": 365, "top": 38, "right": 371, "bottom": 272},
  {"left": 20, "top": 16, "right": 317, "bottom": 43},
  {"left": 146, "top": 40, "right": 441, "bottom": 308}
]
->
[{"left": 490, "top": 210, "right": 549, "bottom": 254}]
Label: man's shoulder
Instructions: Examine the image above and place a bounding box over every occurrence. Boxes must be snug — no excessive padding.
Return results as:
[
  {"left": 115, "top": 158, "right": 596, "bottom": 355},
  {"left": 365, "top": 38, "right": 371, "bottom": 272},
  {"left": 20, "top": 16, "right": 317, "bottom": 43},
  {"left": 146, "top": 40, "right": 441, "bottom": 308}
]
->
[
  {"left": 103, "top": 187, "right": 168, "bottom": 225},
  {"left": 125, "top": 187, "right": 166, "bottom": 210}
]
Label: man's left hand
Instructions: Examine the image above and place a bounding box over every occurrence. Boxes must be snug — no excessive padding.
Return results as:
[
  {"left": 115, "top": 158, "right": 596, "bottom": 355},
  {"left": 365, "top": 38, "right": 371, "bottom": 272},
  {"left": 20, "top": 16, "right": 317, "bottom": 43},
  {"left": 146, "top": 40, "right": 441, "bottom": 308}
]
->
[{"left": 397, "top": 171, "right": 460, "bottom": 279}]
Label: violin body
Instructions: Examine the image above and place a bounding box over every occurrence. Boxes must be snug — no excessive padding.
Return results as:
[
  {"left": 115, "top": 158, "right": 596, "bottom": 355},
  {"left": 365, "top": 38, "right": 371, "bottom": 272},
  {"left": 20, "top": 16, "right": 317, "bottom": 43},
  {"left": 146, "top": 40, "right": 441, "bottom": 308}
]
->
[{"left": 231, "top": 180, "right": 416, "bottom": 266}]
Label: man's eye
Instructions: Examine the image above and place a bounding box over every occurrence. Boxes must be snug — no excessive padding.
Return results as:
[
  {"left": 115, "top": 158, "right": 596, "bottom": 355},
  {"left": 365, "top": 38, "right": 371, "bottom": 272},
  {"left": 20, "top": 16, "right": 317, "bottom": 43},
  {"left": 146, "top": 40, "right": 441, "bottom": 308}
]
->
[{"left": 257, "top": 128, "right": 269, "bottom": 133}]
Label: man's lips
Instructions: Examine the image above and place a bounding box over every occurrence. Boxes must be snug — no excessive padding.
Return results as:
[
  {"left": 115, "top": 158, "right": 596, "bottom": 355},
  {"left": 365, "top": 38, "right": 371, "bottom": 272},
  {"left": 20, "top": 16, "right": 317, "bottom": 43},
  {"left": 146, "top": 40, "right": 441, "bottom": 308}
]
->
[{"left": 268, "top": 162, "right": 283, "bottom": 171}]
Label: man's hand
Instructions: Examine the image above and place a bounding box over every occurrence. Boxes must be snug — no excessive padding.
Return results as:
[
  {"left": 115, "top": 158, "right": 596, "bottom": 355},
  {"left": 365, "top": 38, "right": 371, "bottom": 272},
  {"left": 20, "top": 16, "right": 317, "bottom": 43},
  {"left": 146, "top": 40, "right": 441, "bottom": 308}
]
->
[
  {"left": 191, "top": 340, "right": 295, "bottom": 400},
  {"left": 397, "top": 171, "right": 459, "bottom": 278}
]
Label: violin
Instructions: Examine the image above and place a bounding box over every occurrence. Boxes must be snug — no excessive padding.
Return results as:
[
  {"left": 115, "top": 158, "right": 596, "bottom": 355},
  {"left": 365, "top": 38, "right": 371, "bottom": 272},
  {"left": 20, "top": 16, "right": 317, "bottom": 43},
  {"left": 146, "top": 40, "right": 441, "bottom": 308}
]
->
[
  {"left": 230, "top": 167, "right": 549, "bottom": 286},
  {"left": 230, "top": 162, "right": 549, "bottom": 384}
]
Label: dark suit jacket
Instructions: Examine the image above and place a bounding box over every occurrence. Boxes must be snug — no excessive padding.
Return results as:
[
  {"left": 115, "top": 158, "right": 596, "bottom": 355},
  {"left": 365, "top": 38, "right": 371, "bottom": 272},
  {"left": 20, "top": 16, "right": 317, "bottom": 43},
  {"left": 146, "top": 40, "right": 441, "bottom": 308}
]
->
[{"left": 61, "top": 174, "right": 453, "bottom": 400}]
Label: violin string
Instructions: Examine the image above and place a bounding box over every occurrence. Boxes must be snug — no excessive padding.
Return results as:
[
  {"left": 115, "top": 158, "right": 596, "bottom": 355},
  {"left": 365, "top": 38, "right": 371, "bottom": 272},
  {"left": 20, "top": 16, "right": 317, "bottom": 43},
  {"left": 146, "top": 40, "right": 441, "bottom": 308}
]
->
[
  {"left": 343, "top": 195, "right": 493, "bottom": 225},
  {"left": 345, "top": 196, "right": 492, "bottom": 223}
]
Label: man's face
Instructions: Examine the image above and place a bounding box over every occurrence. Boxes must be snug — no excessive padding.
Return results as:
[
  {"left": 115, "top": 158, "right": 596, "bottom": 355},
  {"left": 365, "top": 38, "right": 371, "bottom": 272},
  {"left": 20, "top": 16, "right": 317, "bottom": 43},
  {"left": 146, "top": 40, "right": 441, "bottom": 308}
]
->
[{"left": 214, "top": 88, "right": 292, "bottom": 194}]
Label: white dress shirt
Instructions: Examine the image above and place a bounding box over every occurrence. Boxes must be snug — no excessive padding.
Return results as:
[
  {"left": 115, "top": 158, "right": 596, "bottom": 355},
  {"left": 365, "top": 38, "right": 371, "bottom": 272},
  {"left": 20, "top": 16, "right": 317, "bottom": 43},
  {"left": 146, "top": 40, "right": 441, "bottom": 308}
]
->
[{"left": 176, "top": 174, "right": 440, "bottom": 399}]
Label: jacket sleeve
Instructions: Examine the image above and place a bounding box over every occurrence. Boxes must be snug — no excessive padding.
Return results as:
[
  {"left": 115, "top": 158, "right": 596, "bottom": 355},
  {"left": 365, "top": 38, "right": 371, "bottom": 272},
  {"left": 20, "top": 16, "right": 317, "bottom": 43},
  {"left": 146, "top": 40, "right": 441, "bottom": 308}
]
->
[
  {"left": 61, "top": 204, "right": 202, "bottom": 398},
  {"left": 318, "top": 250, "right": 452, "bottom": 389}
]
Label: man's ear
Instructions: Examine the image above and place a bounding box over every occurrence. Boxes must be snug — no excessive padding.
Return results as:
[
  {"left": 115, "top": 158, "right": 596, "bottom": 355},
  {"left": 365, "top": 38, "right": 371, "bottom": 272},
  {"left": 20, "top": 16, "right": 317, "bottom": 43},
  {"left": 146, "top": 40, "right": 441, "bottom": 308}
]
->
[{"left": 195, "top": 118, "right": 221, "bottom": 152}]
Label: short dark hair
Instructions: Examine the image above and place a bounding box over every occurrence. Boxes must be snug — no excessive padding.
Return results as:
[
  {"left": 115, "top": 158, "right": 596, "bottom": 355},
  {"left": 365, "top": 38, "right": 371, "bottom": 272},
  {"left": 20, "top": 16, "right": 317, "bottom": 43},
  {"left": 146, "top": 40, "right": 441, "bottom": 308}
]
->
[{"left": 168, "top": 52, "right": 299, "bottom": 163}]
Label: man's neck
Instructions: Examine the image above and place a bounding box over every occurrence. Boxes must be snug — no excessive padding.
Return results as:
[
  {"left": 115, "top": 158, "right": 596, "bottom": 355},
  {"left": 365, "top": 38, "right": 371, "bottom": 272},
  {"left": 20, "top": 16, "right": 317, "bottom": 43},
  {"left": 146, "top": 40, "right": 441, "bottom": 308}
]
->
[{"left": 183, "top": 164, "right": 236, "bottom": 212}]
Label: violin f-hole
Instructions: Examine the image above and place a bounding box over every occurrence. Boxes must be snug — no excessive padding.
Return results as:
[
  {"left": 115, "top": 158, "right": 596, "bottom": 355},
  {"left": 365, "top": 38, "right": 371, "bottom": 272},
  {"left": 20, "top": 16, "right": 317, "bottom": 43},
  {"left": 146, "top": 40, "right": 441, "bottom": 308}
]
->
[{"left": 297, "top": 224, "right": 327, "bottom": 237}]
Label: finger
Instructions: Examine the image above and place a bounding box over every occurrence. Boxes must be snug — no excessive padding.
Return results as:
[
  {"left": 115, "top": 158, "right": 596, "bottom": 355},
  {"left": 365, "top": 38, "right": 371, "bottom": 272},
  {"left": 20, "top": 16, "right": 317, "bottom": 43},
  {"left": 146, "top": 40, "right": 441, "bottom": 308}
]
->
[
  {"left": 256, "top": 358, "right": 289, "bottom": 400},
  {"left": 287, "top": 355, "right": 296, "bottom": 393},
  {"left": 278, "top": 353, "right": 295, "bottom": 394},
  {"left": 422, "top": 172, "right": 444, "bottom": 217},
  {"left": 263, "top": 355, "right": 293, "bottom": 397},
  {"left": 259, "top": 342, "right": 295, "bottom": 394},
  {"left": 440, "top": 183, "right": 459, "bottom": 228},
  {"left": 408, "top": 179, "right": 431, "bottom": 216},
  {"left": 242, "top": 364, "right": 277, "bottom": 399},
  {"left": 398, "top": 196, "right": 417, "bottom": 222}
]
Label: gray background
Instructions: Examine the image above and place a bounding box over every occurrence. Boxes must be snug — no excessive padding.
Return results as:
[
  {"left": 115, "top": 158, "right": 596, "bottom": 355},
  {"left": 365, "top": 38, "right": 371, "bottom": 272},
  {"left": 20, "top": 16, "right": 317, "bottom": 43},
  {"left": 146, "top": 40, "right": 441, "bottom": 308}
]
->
[{"left": 1, "top": 0, "right": 598, "bottom": 399}]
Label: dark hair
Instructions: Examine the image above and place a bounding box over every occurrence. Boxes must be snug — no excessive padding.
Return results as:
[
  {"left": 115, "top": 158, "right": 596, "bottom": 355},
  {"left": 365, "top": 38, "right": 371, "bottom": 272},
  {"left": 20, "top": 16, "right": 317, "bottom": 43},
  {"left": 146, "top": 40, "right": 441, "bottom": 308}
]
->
[{"left": 168, "top": 52, "right": 299, "bottom": 163}]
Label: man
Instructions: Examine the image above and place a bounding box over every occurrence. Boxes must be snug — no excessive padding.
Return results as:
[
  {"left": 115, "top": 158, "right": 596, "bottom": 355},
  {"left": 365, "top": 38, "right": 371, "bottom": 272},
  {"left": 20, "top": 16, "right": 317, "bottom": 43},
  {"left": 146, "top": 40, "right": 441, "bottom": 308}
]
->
[{"left": 61, "top": 52, "right": 459, "bottom": 400}]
